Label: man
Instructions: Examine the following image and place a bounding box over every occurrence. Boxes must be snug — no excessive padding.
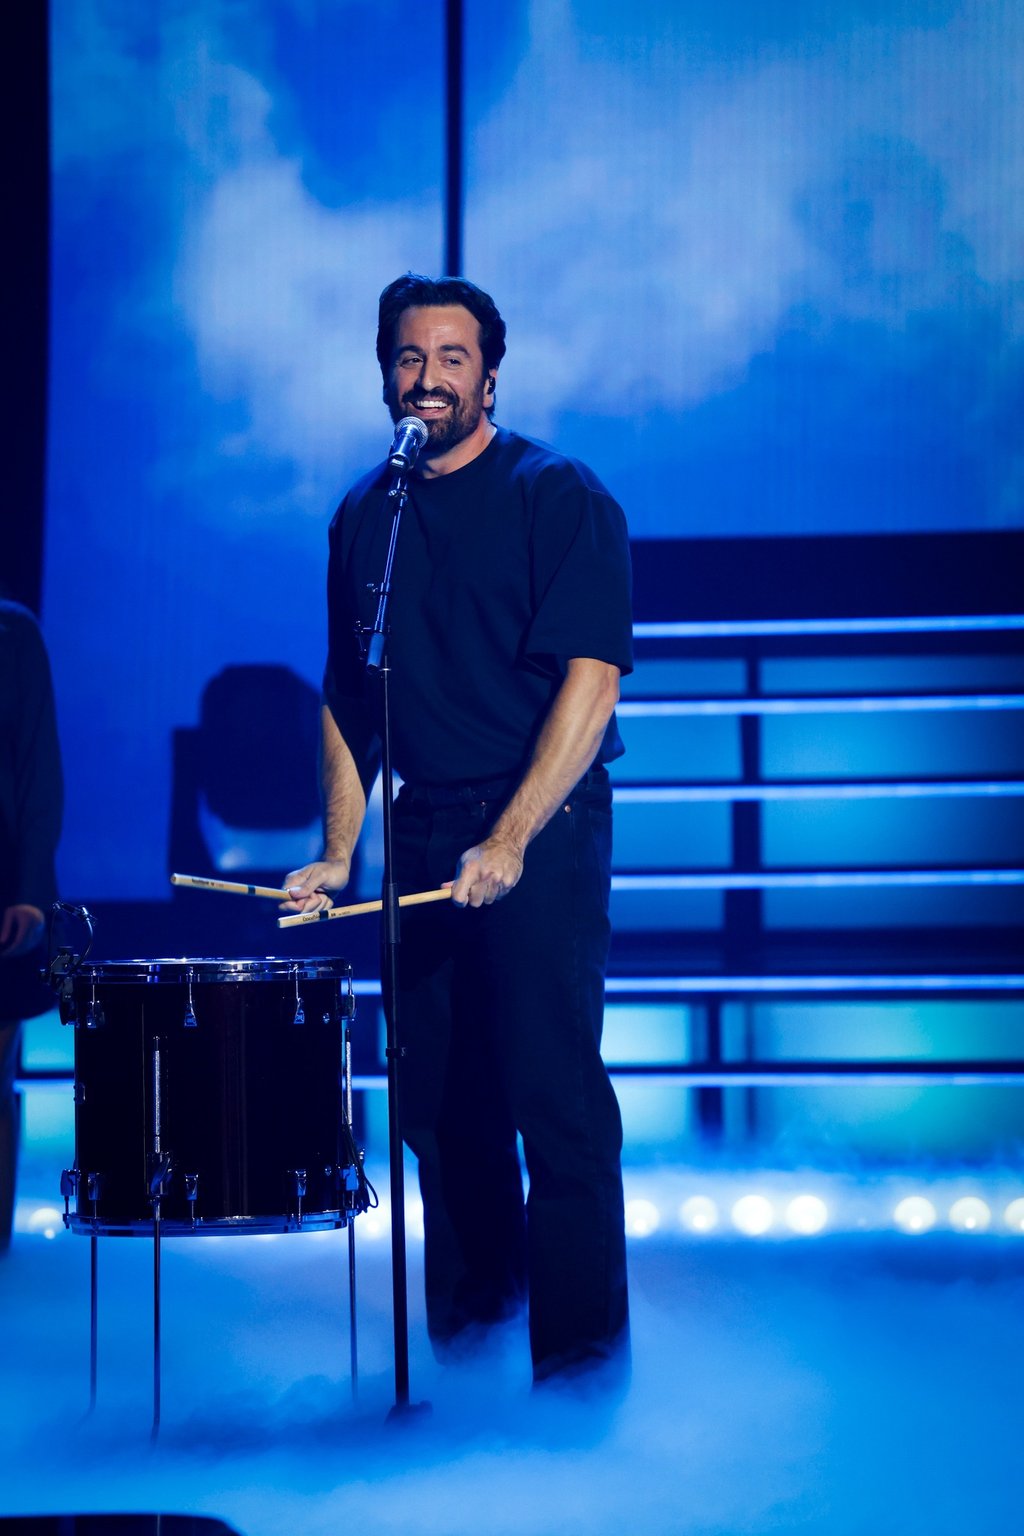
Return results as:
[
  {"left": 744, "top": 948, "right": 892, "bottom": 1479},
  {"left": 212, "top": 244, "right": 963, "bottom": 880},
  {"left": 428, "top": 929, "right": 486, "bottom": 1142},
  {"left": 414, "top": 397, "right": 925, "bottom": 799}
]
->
[
  {"left": 284, "top": 274, "right": 632, "bottom": 1388},
  {"left": 0, "top": 599, "right": 64, "bottom": 1253}
]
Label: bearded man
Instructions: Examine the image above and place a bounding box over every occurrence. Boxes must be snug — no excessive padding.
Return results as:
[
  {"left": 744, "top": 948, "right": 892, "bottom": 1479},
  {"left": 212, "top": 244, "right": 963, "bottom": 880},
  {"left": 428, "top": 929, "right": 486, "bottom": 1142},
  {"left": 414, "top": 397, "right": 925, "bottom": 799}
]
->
[{"left": 284, "top": 274, "right": 632, "bottom": 1389}]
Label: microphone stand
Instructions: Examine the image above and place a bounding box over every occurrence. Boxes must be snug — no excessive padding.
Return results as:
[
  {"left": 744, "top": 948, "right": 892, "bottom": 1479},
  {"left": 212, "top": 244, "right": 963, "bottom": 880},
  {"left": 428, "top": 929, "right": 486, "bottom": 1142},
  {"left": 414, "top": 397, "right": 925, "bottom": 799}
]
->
[{"left": 362, "top": 462, "right": 429, "bottom": 1421}]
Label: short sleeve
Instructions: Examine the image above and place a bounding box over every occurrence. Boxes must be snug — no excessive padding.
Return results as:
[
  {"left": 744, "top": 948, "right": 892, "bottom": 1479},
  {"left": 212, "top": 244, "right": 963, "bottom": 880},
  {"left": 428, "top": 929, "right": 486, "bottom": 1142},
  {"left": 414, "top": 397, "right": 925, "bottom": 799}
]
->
[{"left": 524, "top": 466, "right": 633, "bottom": 677}]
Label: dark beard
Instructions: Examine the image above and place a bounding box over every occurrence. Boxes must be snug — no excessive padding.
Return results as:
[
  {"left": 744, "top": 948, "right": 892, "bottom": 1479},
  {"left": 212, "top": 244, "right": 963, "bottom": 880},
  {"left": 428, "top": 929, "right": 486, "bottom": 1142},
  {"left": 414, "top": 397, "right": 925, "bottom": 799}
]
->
[{"left": 387, "top": 379, "right": 488, "bottom": 457}]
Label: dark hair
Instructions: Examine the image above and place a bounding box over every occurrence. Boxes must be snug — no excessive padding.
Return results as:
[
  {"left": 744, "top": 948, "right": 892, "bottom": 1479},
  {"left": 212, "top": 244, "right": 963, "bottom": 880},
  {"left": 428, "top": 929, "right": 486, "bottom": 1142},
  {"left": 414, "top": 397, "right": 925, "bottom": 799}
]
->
[{"left": 376, "top": 273, "right": 507, "bottom": 377}]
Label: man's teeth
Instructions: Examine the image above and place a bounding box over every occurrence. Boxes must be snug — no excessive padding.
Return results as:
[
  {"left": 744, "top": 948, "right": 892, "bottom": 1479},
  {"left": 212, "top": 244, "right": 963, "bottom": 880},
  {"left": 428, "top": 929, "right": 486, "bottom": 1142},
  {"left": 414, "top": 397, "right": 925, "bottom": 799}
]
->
[{"left": 414, "top": 399, "right": 450, "bottom": 409}]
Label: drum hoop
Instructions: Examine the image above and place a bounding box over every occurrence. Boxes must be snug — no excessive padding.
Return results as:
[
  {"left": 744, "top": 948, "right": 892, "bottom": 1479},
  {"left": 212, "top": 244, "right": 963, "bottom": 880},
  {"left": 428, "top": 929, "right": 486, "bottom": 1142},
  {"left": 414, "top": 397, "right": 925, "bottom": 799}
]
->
[{"left": 72, "top": 957, "right": 351, "bottom": 984}]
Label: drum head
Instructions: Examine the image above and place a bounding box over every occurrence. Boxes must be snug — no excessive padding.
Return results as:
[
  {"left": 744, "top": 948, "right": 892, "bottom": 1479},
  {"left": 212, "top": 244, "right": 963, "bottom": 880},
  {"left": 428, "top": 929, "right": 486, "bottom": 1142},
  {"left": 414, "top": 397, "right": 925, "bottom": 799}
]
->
[{"left": 70, "top": 956, "right": 351, "bottom": 984}]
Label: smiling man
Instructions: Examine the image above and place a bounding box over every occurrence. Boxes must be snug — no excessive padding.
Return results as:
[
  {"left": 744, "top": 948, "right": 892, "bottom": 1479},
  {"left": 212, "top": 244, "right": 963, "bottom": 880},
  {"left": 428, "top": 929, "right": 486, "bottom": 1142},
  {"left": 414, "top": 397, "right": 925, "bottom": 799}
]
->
[
  {"left": 284, "top": 273, "right": 633, "bottom": 1391},
  {"left": 388, "top": 303, "right": 494, "bottom": 464}
]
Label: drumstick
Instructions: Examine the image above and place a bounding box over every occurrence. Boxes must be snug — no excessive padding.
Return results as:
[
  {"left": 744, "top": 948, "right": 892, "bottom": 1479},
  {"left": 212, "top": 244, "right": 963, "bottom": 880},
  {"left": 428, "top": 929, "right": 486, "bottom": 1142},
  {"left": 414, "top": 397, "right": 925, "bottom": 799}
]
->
[
  {"left": 277, "top": 887, "right": 453, "bottom": 927},
  {"left": 171, "top": 873, "right": 292, "bottom": 900}
]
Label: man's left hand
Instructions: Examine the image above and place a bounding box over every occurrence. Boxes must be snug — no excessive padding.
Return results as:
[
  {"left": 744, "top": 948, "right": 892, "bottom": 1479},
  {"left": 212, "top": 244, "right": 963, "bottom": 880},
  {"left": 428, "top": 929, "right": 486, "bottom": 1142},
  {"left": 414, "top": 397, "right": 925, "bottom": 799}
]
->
[{"left": 449, "top": 837, "right": 524, "bottom": 909}]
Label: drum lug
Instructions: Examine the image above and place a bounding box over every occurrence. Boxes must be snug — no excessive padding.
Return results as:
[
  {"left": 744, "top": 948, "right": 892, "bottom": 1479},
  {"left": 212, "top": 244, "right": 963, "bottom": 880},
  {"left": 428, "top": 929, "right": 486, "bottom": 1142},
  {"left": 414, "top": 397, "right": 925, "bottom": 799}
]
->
[
  {"left": 61, "top": 1167, "right": 79, "bottom": 1226},
  {"left": 183, "top": 966, "right": 198, "bottom": 1027},
  {"left": 86, "top": 1171, "right": 102, "bottom": 1217},
  {"left": 291, "top": 963, "right": 305, "bottom": 1025},
  {"left": 184, "top": 1172, "right": 199, "bottom": 1225},
  {"left": 148, "top": 1154, "right": 174, "bottom": 1202},
  {"left": 290, "top": 1168, "right": 307, "bottom": 1224},
  {"left": 85, "top": 1001, "right": 105, "bottom": 1030},
  {"left": 74, "top": 1081, "right": 86, "bottom": 1104},
  {"left": 341, "top": 1164, "right": 360, "bottom": 1210}
]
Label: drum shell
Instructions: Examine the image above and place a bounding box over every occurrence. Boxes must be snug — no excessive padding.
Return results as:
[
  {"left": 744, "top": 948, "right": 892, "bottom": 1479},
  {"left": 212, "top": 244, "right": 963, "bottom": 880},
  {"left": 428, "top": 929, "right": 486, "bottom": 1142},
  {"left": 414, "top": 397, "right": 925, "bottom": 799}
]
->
[{"left": 65, "top": 959, "right": 352, "bottom": 1235}]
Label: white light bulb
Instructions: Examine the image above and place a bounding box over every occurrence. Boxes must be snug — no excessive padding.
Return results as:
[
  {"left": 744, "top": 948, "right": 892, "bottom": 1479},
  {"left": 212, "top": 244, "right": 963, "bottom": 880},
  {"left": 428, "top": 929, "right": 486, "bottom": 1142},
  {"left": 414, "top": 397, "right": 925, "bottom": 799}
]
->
[
  {"left": 1004, "top": 1198, "right": 1024, "bottom": 1233},
  {"left": 785, "top": 1194, "right": 829, "bottom": 1235},
  {"left": 893, "top": 1196, "right": 937, "bottom": 1234},
  {"left": 731, "top": 1194, "right": 774, "bottom": 1236},
  {"left": 625, "top": 1198, "right": 661, "bottom": 1238},
  {"left": 679, "top": 1196, "right": 719, "bottom": 1233},
  {"left": 27, "top": 1206, "right": 63, "bottom": 1241},
  {"left": 949, "top": 1197, "right": 990, "bottom": 1233}
]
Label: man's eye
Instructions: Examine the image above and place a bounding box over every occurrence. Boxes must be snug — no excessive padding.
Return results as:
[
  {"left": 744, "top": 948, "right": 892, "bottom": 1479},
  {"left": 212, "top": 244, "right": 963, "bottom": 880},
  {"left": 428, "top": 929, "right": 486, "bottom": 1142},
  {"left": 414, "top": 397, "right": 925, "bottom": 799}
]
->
[
  {"left": 444, "top": 356, "right": 462, "bottom": 366},
  {"left": 397, "top": 355, "right": 419, "bottom": 367}
]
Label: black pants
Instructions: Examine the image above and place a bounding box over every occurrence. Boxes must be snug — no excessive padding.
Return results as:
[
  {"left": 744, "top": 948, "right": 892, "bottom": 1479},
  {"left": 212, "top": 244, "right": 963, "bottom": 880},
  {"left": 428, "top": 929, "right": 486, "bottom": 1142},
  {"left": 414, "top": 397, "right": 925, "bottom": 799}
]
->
[{"left": 393, "top": 767, "right": 629, "bottom": 1381}]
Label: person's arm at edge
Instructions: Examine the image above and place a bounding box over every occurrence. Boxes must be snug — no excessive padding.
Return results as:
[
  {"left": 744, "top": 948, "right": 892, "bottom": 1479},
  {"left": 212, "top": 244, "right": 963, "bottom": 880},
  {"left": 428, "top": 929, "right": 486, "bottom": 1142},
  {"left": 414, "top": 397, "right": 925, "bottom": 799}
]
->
[
  {"left": 280, "top": 702, "right": 368, "bottom": 912},
  {"left": 449, "top": 656, "right": 620, "bottom": 909},
  {"left": 1, "top": 608, "right": 63, "bottom": 955}
]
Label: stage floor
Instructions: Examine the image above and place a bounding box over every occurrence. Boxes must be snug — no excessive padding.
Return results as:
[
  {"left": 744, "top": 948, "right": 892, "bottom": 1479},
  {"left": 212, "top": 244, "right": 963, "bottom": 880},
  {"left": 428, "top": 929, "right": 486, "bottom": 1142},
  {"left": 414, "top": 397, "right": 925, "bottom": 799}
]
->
[{"left": 1, "top": 1158, "right": 1021, "bottom": 1536}]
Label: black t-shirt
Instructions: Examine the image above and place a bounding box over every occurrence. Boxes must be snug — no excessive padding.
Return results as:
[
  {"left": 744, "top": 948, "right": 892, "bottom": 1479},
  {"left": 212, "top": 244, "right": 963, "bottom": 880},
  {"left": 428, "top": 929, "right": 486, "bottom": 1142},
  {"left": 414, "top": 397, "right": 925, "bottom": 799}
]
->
[{"left": 323, "top": 427, "right": 633, "bottom": 789}]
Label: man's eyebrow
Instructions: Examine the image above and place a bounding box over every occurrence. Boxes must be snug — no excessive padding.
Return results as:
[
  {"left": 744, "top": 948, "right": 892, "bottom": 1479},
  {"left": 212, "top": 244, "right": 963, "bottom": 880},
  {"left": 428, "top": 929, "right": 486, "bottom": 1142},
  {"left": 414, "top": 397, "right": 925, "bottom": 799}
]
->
[{"left": 394, "top": 342, "right": 472, "bottom": 356}]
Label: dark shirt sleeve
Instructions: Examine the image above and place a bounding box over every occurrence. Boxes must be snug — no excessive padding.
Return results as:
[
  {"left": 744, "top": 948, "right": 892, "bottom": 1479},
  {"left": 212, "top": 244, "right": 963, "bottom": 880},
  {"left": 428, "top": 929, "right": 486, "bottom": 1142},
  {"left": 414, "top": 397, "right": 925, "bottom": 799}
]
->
[
  {"left": 523, "top": 464, "right": 633, "bottom": 678},
  {"left": 1, "top": 606, "right": 64, "bottom": 912},
  {"left": 322, "top": 500, "right": 382, "bottom": 798}
]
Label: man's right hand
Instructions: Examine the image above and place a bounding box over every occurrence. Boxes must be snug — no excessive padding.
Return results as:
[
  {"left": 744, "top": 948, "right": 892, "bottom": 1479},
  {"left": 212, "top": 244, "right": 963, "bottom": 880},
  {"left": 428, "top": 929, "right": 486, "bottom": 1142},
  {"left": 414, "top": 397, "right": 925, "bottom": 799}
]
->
[{"left": 279, "top": 859, "right": 351, "bottom": 913}]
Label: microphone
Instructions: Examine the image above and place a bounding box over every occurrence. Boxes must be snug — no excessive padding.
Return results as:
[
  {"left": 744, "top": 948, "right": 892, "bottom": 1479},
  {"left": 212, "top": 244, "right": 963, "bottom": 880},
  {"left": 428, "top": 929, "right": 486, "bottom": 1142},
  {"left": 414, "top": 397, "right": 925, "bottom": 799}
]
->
[{"left": 388, "top": 415, "right": 429, "bottom": 471}]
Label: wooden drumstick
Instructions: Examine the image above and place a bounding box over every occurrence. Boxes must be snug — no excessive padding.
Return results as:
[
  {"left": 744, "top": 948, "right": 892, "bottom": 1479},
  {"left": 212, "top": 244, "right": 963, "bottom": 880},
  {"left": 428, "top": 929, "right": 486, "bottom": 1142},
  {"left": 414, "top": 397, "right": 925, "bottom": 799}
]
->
[
  {"left": 277, "top": 887, "right": 453, "bottom": 927},
  {"left": 171, "top": 873, "right": 292, "bottom": 900}
]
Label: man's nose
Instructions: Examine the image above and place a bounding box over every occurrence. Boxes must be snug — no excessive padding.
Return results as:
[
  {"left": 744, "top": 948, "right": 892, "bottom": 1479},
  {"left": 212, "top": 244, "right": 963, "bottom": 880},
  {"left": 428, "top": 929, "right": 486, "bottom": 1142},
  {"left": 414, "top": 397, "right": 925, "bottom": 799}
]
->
[{"left": 417, "top": 355, "right": 442, "bottom": 391}]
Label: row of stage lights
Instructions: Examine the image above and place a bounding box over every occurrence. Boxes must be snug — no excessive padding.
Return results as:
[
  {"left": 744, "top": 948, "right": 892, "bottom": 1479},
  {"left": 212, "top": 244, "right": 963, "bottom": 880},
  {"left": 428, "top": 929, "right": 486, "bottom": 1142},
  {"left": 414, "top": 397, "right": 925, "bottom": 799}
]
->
[
  {"left": 20, "top": 1192, "right": 1024, "bottom": 1244},
  {"left": 623, "top": 1192, "right": 1024, "bottom": 1238}
]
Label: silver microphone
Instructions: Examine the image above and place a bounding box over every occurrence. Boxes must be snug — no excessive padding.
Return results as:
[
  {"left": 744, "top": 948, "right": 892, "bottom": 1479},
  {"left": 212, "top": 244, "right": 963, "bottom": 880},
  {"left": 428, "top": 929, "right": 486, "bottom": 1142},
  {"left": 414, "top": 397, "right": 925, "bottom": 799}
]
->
[{"left": 388, "top": 415, "right": 429, "bottom": 470}]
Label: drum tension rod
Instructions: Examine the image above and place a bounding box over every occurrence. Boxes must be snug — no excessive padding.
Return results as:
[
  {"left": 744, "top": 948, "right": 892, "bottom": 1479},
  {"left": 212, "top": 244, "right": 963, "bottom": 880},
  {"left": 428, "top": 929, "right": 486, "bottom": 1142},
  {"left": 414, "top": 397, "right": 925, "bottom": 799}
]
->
[
  {"left": 149, "top": 1155, "right": 173, "bottom": 1201},
  {"left": 185, "top": 1172, "right": 199, "bottom": 1228},
  {"left": 291, "top": 1168, "right": 307, "bottom": 1225},
  {"left": 184, "top": 967, "right": 198, "bottom": 1028},
  {"left": 60, "top": 1167, "right": 79, "bottom": 1227}
]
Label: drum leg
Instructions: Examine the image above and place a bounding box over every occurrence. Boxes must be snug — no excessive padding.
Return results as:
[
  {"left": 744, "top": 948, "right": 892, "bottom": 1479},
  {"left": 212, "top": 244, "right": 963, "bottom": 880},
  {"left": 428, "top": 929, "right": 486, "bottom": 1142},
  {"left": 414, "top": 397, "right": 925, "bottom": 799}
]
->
[
  {"left": 348, "top": 1219, "right": 358, "bottom": 1399},
  {"left": 89, "top": 1230, "right": 98, "bottom": 1414},
  {"left": 148, "top": 1029, "right": 166, "bottom": 1440},
  {"left": 152, "top": 1213, "right": 162, "bottom": 1440}
]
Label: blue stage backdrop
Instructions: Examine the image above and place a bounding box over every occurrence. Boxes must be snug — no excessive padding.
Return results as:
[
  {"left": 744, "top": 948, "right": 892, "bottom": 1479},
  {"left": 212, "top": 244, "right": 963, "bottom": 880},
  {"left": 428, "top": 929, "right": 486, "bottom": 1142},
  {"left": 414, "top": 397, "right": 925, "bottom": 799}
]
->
[{"left": 44, "top": 0, "right": 1024, "bottom": 902}]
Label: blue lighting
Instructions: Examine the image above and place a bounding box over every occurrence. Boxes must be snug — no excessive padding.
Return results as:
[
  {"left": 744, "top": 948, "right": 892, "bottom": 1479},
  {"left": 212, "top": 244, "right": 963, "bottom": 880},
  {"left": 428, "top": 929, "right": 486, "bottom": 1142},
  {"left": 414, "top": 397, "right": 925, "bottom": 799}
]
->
[
  {"left": 610, "top": 870, "right": 1024, "bottom": 889},
  {"left": 602, "top": 975, "right": 1024, "bottom": 994},
  {"left": 634, "top": 616, "right": 1024, "bottom": 639},
  {"left": 346, "top": 974, "right": 1024, "bottom": 1000},
  {"left": 617, "top": 695, "right": 1024, "bottom": 717},
  {"left": 352, "top": 1070, "right": 1024, "bottom": 1087},
  {"left": 613, "top": 782, "right": 1024, "bottom": 803}
]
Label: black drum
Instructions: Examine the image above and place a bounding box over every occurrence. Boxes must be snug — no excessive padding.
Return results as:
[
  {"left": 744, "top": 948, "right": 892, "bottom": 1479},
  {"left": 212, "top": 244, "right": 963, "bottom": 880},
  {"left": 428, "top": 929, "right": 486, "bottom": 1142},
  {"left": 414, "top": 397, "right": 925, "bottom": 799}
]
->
[{"left": 60, "top": 958, "right": 354, "bottom": 1235}]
